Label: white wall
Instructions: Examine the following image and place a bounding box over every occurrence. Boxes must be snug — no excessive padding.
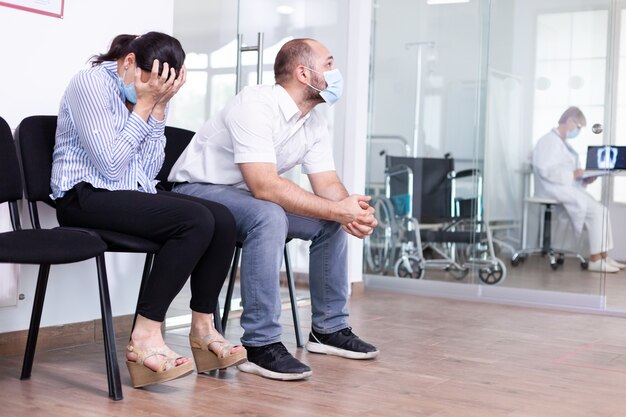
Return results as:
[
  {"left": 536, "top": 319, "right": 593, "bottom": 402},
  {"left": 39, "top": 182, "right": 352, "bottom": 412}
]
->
[
  {"left": 0, "top": 0, "right": 174, "bottom": 333},
  {"left": 344, "top": 0, "right": 372, "bottom": 283}
]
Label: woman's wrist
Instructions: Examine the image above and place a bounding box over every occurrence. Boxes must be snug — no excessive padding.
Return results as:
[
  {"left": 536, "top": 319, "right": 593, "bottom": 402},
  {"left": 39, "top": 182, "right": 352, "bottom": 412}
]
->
[{"left": 151, "top": 104, "right": 166, "bottom": 121}]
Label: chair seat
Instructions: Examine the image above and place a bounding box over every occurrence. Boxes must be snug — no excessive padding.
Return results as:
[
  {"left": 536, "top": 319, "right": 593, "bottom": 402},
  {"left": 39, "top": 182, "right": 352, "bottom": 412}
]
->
[
  {"left": 421, "top": 230, "right": 487, "bottom": 244},
  {"left": 525, "top": 196, "right": 560, "bottom": 205},
  {"left": 0, "top": 229, "right": 106, "bottom": 264},
  {"left": 88, "top": 229, "right": 161, "bottom": 253}
]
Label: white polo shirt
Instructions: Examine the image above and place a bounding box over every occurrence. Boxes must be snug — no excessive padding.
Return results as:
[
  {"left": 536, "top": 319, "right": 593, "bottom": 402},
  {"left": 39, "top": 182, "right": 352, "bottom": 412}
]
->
[{"left": 168, "top": 84, "right": 335, "bottom": 189}]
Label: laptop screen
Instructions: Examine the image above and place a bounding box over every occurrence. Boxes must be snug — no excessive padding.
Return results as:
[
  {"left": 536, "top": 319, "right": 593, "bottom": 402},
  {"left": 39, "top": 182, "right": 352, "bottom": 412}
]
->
[{"left": 585, "top": 145, "right": 626, "bottom": 170}]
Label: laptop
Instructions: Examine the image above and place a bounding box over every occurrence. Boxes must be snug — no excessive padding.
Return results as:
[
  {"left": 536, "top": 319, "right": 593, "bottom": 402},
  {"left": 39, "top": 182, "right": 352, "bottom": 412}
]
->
[{"left": 582, "top": 145, "right": 626, "bottom": 178}]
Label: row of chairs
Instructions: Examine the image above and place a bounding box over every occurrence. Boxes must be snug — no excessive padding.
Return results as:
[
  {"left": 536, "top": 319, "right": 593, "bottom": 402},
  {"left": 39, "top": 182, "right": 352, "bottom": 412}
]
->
[{"left": 0, "top": 115, "right": 302, "bottom": 400}]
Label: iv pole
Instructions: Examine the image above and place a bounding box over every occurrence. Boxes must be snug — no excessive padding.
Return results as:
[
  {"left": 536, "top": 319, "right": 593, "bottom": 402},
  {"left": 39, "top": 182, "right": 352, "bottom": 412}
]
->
[{"left": 405, "top": 41, "right": 435, "bottom": 158}]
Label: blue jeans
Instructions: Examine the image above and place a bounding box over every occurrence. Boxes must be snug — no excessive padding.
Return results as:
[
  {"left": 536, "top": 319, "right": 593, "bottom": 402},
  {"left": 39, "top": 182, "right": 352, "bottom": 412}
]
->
[{"left": 173, "top": 183, "right": 349, "bottom": 346}]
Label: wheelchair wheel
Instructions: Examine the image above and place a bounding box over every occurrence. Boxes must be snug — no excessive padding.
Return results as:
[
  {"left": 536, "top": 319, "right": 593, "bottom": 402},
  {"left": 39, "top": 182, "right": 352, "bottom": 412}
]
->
[
  {"left": 364, "top": 196, "right": 397, "bottom": 274},
  {"left": 394, "top": 256, "right": 425, "bottom": 279},
  {"left": 478, "top": 258, "right": 507, "bottom": 285}
]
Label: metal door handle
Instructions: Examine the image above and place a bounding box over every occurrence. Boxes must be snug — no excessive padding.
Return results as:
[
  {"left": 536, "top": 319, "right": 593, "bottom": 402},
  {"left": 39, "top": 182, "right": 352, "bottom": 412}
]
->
[{"left": 236, "top": 32, "right": 264, "bottom": 93}]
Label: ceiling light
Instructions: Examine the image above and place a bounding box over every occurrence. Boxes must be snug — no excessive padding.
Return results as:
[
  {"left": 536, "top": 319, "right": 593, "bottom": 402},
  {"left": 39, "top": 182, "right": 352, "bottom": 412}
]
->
[
  {"left": 427, "top": 0, "right": 470, "bottom": 5},
  {"left": 276, "top": 5, "right": 294, "bottom": 15}
]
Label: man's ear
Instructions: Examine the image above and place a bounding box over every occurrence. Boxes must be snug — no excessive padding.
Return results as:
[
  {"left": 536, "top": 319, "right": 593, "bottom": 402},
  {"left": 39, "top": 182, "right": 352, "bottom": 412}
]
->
[{"left": 294, "top": 64, "right": 308, "bottom": 83}]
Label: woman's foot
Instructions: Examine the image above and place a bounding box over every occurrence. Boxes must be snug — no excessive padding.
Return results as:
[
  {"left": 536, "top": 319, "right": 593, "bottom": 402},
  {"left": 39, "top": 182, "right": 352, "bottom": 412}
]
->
[
  {"left": 126, "top": 342, "right": 191, "bottom": 372},
  {"left": 189, "top": 328, "right": 247, "bottom": 372},
  {"left": 126, "top": 344, "right": 194, "bottom": 388},
  {"left": 588, "top": 259, "right": 619, "bottom": 273},
  {"left": 126, "top": 315, "right": 194, "bottom": 387},
  {"left": 606, "top": 257, "right": 626, "bottom": 269}
]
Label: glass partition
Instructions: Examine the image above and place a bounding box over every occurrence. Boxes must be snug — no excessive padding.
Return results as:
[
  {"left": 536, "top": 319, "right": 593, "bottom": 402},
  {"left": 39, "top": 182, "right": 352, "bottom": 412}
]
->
[
  {"left": 365, "top": 0, "right": 621, "bottom": 311},
  {"left": 486, "top": 0, "right": 613, "bottom": 308},
  {"left": 168, "top": 0, "right": 350, "bottom": 324},
  {"left": 365, "top": 0, "right": 494, "bottom": 286}
]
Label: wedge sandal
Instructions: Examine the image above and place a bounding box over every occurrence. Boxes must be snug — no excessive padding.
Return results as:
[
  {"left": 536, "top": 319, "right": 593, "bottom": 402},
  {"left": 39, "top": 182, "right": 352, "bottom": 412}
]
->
[
  {"left": 189, "top": 334, "right": 247, "bottom": 373},
  {"left": 126, "top": 344, "right": 194, "bottom": 388}
]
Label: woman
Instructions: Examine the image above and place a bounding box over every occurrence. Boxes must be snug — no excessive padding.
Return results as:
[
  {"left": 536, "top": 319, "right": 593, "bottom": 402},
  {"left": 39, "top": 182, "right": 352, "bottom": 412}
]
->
[
  {"left": 51, "top": 32, "right": 246, "bottom": 388},
  {"left": 533, "top": 106, "right": 625, "bottom": 273}
]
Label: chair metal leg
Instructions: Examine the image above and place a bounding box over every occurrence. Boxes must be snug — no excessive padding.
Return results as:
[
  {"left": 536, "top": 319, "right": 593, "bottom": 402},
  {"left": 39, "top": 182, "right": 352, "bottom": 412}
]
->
[
  {"left": 284, "top": 246, "right": 303, "bottom": 348},
  {"left": 130, "top": 253, "right": 154, "bottom": 335},
  {"left": 95, "top": 254, "right": 123, "bottom": 401},
  {"left": 20, "top": 264, "right": 50, "bottom": 380},
  {"left": 220, "top": 242, "right": 302, "bottom": 347},
  {"left": 213, "top": 302, "right": 223, "bottom": 334},
  {"left": 542, "top": 204, "right": 552, "bottom": 254},
  {"left": 221, "top": 246, "right": 241, "bottom": 332}
]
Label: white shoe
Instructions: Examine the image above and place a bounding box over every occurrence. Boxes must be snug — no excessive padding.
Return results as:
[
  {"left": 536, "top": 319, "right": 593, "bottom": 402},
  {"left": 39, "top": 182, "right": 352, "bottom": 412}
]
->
[
  {"left": 606, "top": 257, "right": 626, "bottom": 269},
  {"left": 587, "top": 259, "right": 619, "bottom": 273}
]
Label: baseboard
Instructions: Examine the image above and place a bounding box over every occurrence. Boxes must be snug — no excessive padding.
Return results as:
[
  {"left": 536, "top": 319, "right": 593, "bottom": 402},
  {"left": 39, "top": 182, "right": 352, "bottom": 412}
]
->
[
  {"left": 280, "top": 270, "right": 309, "bottom": 287},
  {"left": 281, "top": 272, "right": 366, "bottom": 296},
  {"left": 0, "top": 314, "right": 134, "bottom": 357},
  {"left": 351, "top": 281, "right": 365, "bottom": 297}
]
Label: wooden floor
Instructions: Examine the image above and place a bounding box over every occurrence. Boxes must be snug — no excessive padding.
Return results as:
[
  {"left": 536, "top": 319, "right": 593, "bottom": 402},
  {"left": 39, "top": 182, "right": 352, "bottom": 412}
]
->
[
  {"left": 2, "top": 289, "right": 626, "bottom": 416},
  {"left": 370, "top": 250, "right": 626, "bottom": 311}
]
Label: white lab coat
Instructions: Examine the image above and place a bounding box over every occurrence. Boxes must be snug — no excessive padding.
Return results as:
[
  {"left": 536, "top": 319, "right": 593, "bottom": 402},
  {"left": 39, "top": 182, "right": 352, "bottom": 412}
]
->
[{"left": 532, "top": 129, "right": 591, "bottom": 236}]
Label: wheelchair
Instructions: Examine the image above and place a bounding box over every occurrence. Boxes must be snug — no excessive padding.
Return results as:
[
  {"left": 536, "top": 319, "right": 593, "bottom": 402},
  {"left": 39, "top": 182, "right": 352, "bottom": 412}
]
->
[{"left": 364, "top": 154, "right": 507, "bottom": 285}]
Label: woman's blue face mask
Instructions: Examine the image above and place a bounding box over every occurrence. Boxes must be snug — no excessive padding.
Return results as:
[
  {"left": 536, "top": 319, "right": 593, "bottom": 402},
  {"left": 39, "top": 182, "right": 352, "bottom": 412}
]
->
[
  {"left": 567, "top": 127, "right": 581, "bottom": 139},
  {"left": 118, "top": 69, "right": 138, "bottom": 104}
]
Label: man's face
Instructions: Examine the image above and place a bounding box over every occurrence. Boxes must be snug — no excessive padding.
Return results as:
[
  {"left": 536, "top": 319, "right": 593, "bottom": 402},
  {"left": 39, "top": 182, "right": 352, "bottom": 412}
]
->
[{"left": 303, "top": 41, "right": 335, "bottom": 100}]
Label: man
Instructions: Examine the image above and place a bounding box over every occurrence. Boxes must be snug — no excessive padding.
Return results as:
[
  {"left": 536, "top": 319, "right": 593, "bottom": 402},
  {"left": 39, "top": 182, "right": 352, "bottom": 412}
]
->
[
  {"left": 533, "top": 106, "right": 624, "bottom": 273},
  {"left": 168, "top": 38, "right": 379, "bottom": 380}
]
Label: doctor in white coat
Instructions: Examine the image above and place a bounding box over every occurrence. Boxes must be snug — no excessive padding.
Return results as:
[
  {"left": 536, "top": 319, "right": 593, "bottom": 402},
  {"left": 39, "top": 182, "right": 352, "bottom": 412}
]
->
[{"left": 532, "top": 106, "right": 624, "bottom": 273}]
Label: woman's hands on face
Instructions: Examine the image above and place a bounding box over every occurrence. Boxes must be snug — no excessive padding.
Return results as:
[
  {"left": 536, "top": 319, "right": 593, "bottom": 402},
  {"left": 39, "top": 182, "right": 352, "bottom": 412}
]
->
[{"left": 133, "top": 59, "right": 187, "bottom": 121}]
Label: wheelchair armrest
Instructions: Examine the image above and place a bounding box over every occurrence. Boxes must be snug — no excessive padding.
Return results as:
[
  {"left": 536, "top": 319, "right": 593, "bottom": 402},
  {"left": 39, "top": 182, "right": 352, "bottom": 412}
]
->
[{"left": 447, "top": 168, "right": 481, "bottom": 179}]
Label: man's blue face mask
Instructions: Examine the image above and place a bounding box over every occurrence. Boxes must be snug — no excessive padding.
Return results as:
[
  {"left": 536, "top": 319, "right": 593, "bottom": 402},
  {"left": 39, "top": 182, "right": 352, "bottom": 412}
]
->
[
  {"left": 304, "top": 67, "right": 343, "bottom": 106},
  {"left": 118, "top": 70, "right": 138, "bottom": 104}
]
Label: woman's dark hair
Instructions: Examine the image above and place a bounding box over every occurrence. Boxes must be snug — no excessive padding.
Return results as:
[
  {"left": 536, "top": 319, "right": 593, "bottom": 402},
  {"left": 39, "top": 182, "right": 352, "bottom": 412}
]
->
[{"left": 91, "top": 31, "right": 185, "bottom": 76}]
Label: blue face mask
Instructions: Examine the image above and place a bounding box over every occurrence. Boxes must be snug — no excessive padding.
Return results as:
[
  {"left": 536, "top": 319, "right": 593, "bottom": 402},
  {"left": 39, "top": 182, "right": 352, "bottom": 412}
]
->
[
  {"left": 304, "top": 67, "right": 343, "bottom": 106},
  {"left": 117, "top": 72, "right": 138, "bottom": 104},
  {"left": 567, "top": 127, "right": 581, "bottom": 139}
]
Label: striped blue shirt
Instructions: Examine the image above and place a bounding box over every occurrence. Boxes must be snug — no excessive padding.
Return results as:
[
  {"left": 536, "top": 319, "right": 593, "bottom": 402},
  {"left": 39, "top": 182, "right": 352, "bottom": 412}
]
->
[{"left": 51, "top": 61, "right": 166, "bottom": 199}]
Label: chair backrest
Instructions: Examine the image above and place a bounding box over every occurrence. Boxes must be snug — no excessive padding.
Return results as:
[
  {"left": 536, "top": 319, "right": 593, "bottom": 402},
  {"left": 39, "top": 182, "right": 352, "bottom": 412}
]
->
[
  {"left": 0, "top": 116, "right": 23, "bottom": 206},
  {"left": 157, "top": 125, "right": 195, "bottom": 191},
  {"left": 14, "top": 115, "right": 58, "bottom": 208},
  {"left": 386, "top": 155, "right": 454, "bottom": 223}
]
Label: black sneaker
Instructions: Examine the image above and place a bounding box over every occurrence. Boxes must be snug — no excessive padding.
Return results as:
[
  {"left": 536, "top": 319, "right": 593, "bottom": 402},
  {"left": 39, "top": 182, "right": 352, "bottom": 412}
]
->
[
  {"left": 237, "top": 342, "right": 312, "bottom": 381},
  {"left": 305, "top": 327, "right": 379, "bottom": 359}
]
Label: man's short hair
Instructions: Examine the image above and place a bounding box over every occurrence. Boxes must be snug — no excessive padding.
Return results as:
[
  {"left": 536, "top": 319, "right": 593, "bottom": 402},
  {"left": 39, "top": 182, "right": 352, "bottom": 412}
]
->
[
  {"left": 274, "top": 38, "right": 316, "bottom": 85},
  {"left": 558, "top": 106, "right": 587, "bottom": 126}
]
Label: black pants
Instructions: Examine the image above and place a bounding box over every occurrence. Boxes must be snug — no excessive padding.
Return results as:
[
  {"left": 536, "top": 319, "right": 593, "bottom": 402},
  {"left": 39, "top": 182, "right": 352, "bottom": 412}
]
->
[{"left": 56, "top": 183, "right": 236, "bottom": 322}]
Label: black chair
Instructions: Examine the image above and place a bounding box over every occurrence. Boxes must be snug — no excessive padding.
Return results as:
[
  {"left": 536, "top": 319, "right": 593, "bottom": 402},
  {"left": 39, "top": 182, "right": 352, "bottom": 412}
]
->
[
  {"left": 15, "top": 118, "right": 227, "bottom": 330},
  {"left": 14, "top": 117, "right": 220, "bottom": 332},
  {"left": 157, "top": 125, "right": 196, "bottom": 191},
  {"left": 0, "top": 116, "right": 123, "bottom": 400},
  {"left": 14, "top": 115, "right": 162, "bottom": 328},
  {"left": 221, "top": 239, "right": 303, "bottom": 347}
]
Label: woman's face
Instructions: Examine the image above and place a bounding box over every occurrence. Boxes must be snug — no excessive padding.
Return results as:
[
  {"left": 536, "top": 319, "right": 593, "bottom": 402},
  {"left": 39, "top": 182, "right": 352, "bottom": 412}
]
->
[{"left": 120, "top": 54, "right": 151, "bottom": 85}]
